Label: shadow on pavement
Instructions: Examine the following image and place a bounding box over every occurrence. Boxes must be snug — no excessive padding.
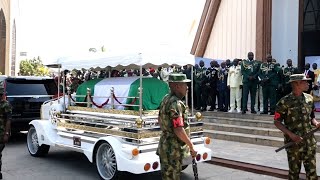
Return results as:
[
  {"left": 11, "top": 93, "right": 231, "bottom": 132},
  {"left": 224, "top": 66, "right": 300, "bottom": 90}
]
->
[
  {"left": 8, "top": 132, "right": 27, "bottom": 145},
  {"left": 6, "top": 132, "right": 196, "bottom": 180}
]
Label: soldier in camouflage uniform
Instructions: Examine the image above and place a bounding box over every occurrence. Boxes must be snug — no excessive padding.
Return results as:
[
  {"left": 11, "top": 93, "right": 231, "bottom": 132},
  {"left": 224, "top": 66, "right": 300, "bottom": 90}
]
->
[
  {"left": 274, "top": 74, "right": 320, "bottom": 180},
  {"left": 157, "top": 73, "right": 197, "bottom": 180},
  {"left": 0, "top": 82, "right": 12, "bottom": 179}
]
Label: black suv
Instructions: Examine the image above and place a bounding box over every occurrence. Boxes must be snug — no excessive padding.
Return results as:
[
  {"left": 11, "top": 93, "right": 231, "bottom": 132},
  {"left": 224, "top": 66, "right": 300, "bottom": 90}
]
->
[{"left": 0, "top": 76, "right": 57, "bottom": 133}]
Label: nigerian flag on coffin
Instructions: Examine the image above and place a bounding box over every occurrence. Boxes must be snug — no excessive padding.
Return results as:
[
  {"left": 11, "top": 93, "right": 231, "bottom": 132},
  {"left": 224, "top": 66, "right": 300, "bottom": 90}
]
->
[{"left": 76, "top": 77, "right": 169, "bottom": 110}]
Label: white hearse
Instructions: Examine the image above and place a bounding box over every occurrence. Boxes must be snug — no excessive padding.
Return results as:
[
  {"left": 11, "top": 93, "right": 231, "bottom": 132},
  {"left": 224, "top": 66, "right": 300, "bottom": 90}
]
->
[{"left": 26, "top": 52, "right": 212, "bottom": 180}]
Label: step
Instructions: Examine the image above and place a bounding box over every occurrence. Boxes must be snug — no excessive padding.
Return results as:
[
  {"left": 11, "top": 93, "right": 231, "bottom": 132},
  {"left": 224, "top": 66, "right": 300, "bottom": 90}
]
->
[
  {"left": 201, "top": 111, "right": 273, "bottom": 120},
  {"left": 204, "top": 122, "right": 283, "bottom": 137},
  {"left": 207, "top": 139, "right": 320, "bottom": 175},
  {"left": 204, "top": 129, "right": 320, "bottom": 153},
  {"left": 204, "top": 122, "right": 320, "bottom": 141},
  {"left": 205, "top": 129, "right": 283, "bottom": 147},
  {"left": 204, "top": 116, "right": 276, "bottom": 129}
]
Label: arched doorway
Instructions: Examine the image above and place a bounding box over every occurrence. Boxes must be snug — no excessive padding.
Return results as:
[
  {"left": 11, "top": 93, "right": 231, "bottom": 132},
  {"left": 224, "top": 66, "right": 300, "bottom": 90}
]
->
[
  {"left": 301, "top": 0, "right": 320, "bottom": 66},
  {"left": 0, "top": 9, "right": 6, "bottom": 74}
]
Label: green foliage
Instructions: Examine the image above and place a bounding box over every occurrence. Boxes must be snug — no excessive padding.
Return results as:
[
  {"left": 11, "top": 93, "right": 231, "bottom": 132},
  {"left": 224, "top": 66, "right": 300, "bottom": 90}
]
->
[
  {"left": 89, "top": 48, "right": 97, "bottom": 52},
  {"left": 19, "top": 56, "right": 50, "bottom": 76},
  {"left": 101, "top": 45, "right": 106, "bottom": 52}
]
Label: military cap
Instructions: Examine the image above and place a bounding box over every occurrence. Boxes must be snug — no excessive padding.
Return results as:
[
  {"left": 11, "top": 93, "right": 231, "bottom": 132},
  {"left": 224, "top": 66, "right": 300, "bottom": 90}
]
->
[
  {"left": 288, "top": 74, "right": 311, "bottom": 83},
  {"left": 167, "top": 73, "right": 191, "bottom": 83}
]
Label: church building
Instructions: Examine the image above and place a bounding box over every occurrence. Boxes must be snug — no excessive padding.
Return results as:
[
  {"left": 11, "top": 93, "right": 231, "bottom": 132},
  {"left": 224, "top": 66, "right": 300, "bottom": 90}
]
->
[{"left": 191, "top": 0, "right": 320, "bottom": 68}]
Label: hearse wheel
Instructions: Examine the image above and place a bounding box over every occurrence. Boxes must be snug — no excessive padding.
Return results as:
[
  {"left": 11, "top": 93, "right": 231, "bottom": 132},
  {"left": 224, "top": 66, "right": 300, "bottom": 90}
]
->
[
  {"left": 27, "top": 126, "right": 50, "bottom": 157},
  {"left": 96, "top": 142, "right": 119, "bottom": 180}
]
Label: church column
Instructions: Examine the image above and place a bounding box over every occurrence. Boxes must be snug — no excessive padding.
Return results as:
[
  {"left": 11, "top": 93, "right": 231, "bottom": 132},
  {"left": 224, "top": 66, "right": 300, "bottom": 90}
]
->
[{"left": 256, "top": 0, "right": 272, "bottom": 62}]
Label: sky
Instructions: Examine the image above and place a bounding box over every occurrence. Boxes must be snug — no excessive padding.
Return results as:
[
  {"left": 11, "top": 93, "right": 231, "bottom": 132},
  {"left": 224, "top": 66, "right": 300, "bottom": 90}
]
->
[{"left": 17, "top": 0, "right": 205, "bottom": 63}]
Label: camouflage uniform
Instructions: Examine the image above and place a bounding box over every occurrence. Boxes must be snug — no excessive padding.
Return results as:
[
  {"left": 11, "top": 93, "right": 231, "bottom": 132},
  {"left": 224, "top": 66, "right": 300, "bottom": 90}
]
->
[
  {"left": 275, "top": 93, "right": 317, "bottom": 180},
  {"left": 156, "top": 93, "right": 190, "bottom": 180},
  {"left": 0, "top": 81, "right": 12, "bottom": 179}
]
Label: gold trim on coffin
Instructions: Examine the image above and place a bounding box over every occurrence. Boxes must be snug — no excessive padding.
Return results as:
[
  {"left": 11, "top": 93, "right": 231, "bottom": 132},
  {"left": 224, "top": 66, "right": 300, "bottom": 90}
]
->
[
  {"left": 57, "top": 122, "right": 203, "bottom": 139},
  {"left": 67, "top": 106, "right": 159, "bottom": 116}
]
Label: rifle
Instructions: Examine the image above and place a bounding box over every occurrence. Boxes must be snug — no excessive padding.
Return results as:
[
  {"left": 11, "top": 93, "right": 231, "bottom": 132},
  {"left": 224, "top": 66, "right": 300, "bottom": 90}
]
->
[
  {"left": 192, "top": 158, "right": 199, "bottom": 180},
  {"left": 275, "top": 128, "right": 319, "bottom": 153}
]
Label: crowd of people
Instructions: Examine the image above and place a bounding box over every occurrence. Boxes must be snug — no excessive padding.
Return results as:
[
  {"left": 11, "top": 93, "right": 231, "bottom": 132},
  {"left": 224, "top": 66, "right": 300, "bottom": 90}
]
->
[
  {"left": 191, "top": 52, "right": 320, "bottom": 114},
  {"left": 56, "top": 52, "right": 320, "bottom": 114}
]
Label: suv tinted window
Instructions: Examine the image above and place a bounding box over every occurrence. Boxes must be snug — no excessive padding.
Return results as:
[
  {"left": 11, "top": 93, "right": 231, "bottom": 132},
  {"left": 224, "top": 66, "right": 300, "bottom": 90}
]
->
[
  {"left": 6, "top": 79, "right": 57, "bottom": 96},
  {"left": 2, "top": 78, "right": 58, "bottom": 132}
]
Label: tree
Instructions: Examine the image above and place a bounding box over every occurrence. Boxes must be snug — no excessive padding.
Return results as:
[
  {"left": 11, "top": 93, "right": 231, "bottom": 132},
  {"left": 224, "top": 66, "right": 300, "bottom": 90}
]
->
[
  {"left": 19, "top": 56, "right": 50, "bottom": 76},
  {"left": 89, "top": 48, "right": 97, "bottom": 52},
  {"left": 101, "top": 45, "right": 106, "bottom": 52}
]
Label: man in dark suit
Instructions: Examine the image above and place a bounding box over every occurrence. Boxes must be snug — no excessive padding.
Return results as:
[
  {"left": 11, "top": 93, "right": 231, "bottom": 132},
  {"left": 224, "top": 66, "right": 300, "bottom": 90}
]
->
[
  {"left": 182, "top": 65, "right": 192, "bottom": 107},
  {"left": 304, "top": 63, "right": 315, "bottom": 94}
]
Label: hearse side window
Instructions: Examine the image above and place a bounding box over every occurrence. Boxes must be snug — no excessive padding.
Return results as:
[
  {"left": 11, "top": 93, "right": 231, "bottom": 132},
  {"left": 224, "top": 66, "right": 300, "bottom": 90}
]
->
[{"left": 6, "top": 79, "right": 57, "bottom": 96}]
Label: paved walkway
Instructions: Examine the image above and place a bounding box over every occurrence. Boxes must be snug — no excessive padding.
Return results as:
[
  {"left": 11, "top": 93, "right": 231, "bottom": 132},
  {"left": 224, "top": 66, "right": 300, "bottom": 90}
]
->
[{"left": 208, "top": 139, "right": 320, "bottom": 175}]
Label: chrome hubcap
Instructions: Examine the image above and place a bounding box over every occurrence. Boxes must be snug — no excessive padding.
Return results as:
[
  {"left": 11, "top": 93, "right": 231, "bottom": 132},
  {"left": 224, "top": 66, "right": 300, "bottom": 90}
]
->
[
  {"left": 96, "top": 143, "right": 117, "bottom": 179},
  {"left": 27, "top": 128, "right": 39, "bottom": 154}
]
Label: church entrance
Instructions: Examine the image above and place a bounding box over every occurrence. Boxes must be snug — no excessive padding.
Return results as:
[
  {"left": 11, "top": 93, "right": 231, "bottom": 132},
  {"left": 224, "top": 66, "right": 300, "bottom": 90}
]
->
[{"left": 301, "top": 0, "right": 320, "bottom": 67}]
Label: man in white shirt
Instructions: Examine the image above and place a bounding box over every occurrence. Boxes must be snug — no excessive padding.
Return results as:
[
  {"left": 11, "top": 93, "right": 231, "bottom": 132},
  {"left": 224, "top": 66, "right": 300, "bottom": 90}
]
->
[
  {"left": 160, "top": 67, "right": 170, "bottom": 82},
  {"left": 227, "top": 59, "right": 242, "bottom": 113}
]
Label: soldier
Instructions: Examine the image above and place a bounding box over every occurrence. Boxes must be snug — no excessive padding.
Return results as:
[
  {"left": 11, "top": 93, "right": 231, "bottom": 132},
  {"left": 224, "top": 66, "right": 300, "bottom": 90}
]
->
[
  {"left": 274, "top": 74, "right": 320, "bottom": 180},
  {"left": 156, "top": 74, "right": 197, "bottom": 180},
  {"left": 194, "top": 61, "right": 207, "bottom": 111},
  {"left": 272, "top": 59, "right": 283, "bottom": 103},
  {"left": 182, "top": 65, "right": 192, "bottom": 107},
  {"left": 225, "top": 59, "right": 232, "bottom": 69},
  {"left": 282, "top": 59, "right": 299, "bottom": 96},
  {"left": 217, "top": 62, "right": 229, "bottom": 112},
  {"left": 193, "top": 64, "right": 199, "bottom": 109},
  {"left": 207, "top": 61, "right": 219, "bottom": 111},
  {"left": 259, "top": 54, "right": 280, "bottom": 115},
  {"left": 227, "top": 59, "right": 242, "bottom": 113},
  {"left": 241, "top": 52, "right": 260, "bottom": 114},
  {"left": 0, "top": 82, "right": 11, "bottom": 179}
]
